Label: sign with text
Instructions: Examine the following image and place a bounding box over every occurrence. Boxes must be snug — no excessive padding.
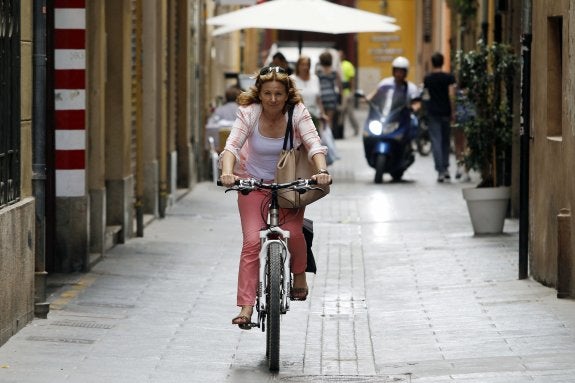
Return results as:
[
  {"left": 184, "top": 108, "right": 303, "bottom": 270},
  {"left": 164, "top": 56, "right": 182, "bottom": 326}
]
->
[{"left": 357, "top": 0, "right": 417, "bottom": 90}]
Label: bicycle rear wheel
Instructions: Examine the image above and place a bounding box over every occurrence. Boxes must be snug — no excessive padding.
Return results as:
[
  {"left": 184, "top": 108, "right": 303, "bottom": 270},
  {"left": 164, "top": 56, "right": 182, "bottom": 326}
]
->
[{"left": 265, "top": 242, "right": 282, "bottom": 371}]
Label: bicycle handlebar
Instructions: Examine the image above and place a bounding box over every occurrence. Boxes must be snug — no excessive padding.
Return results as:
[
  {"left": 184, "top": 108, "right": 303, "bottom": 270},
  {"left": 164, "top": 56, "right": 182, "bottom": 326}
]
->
[{"left": 217, "top": 178, "right": 322, "bottom": 190}]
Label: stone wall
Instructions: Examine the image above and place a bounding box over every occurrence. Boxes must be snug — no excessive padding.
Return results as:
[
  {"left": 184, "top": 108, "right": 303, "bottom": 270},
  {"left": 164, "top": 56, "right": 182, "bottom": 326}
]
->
[
  {"left": 0, "top": 199, "right": 35, "bottom": 346},
  {"left": 530, "top": 0, "right": 575, "bottom": 295}
]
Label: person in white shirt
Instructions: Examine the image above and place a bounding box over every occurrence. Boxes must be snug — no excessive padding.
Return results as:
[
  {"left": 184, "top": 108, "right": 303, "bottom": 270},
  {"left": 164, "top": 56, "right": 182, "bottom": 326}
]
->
[
  {"left": 293, "top": 55, "right": 326, "bottom": 127},
  {"left": 208, "top": 85, "right": 242, "bottom": 124},
  {"left": 293, "top": 55, "right": 339, "bottom": 163}
]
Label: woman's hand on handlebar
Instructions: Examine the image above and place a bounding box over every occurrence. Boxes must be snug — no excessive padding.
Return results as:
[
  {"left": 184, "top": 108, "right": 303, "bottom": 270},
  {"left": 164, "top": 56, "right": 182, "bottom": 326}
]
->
[
  {"left": 311, "top": 171, "right": 332, "bottom": 185},
  {"left": 220, "top": 173, "right": 238, "bottom": 188}
]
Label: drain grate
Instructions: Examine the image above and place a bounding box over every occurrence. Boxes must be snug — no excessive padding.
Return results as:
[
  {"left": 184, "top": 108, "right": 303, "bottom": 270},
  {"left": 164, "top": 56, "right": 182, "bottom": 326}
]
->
[
  {"left": 281, "top": 376, "right": 410, "bottom": 382},
  {"left": 27, "top": 336, "right": 95, "bottom": 345},
  {"left": 52, "top": 320, "right": 114, "bottom": 329}
]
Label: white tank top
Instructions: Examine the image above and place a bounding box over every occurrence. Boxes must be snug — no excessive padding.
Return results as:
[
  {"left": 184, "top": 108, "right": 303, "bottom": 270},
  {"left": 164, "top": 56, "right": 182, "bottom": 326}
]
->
[{"left": 246, "top": 123, "right": 285, "bottom": 180}]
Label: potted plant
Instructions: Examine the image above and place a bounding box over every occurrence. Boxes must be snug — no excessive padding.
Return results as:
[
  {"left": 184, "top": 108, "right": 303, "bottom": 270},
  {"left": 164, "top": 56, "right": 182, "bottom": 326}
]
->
[{"left": 455, "top": 40, "right": 519, "bottom": 234}]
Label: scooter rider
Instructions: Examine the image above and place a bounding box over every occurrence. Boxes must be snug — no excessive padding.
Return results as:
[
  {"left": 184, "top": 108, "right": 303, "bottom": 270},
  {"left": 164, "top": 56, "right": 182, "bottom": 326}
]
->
[
  {"left": 366, "top": 56, "right": 420, "bottom": 130},
  {"left": 362, "top": 56, "right": 421, "bottom": 183}
]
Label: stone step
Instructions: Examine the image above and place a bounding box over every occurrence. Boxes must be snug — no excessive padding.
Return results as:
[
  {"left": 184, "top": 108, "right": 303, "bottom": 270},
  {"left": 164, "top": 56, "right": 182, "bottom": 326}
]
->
[{"left": 104, "top": 225, "right": 122, "bottom": 251}]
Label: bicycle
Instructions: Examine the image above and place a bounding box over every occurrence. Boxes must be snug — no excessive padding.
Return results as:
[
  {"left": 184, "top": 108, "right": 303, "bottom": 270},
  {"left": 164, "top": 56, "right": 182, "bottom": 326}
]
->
[
  {"left": 218, "top": 177, "right": 323, "bottom": 371},
  {"left": 415, "top": 115, "right": 432, "bottom": 156}
]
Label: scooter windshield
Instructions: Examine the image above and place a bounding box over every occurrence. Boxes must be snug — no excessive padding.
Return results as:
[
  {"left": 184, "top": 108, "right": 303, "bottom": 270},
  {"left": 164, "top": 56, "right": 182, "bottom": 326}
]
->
[{"left": 370, "top": 85, "right": 409, "bottom": 124}]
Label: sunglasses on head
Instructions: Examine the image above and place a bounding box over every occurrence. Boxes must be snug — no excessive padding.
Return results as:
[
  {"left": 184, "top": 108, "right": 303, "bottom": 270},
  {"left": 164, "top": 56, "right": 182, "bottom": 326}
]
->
[{"left": 259, "top": 66, "right": 287, "bottom": 75}]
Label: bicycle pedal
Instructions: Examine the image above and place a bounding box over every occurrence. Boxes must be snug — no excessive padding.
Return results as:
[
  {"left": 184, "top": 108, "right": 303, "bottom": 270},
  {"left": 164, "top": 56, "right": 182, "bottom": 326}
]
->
[{"left": 238, "top": 322, "right": 257, "bottom": 330}]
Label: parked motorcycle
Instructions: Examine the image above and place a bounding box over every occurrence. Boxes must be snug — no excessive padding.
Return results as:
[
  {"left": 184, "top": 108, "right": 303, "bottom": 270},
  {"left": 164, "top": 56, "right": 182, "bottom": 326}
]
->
[{"left": 356, "top": 90, "right": 418, "bottom": 184}]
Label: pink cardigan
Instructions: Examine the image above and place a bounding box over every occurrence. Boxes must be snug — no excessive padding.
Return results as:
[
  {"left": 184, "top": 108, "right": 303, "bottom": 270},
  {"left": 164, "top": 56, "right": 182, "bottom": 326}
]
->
[{"left": 220, "top": 102, "right": 327, "bottom": 178}]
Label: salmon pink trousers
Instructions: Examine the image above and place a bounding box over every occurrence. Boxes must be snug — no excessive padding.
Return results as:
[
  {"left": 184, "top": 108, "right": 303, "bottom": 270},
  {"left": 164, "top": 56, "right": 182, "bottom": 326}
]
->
[{"left": 236, "top": 189, "right": 307, "bottom": 307}]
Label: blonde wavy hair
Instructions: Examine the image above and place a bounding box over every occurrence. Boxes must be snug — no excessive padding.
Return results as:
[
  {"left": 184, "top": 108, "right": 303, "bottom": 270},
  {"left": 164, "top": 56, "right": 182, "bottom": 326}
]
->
[{"left": 237, "top": 66, "right": 302, "bottom": 114}]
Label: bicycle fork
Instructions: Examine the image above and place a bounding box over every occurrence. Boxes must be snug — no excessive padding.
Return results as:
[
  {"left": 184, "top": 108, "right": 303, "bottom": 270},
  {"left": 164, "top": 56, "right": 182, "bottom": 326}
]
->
[{"left": 257, "top": 228, "right": 292, "bottom": 320}]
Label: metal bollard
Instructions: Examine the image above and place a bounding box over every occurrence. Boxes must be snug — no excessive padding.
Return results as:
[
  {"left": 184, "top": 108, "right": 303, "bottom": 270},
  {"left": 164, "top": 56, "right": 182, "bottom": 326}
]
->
[{"left": 557, "top": 208, "right": 572, "bottom": 299}]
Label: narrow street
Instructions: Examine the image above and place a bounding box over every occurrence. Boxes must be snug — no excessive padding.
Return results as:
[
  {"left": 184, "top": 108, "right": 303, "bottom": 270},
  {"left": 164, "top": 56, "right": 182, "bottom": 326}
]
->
[{"left": 1, "top": 116, "right": 575, "bottom": 383}]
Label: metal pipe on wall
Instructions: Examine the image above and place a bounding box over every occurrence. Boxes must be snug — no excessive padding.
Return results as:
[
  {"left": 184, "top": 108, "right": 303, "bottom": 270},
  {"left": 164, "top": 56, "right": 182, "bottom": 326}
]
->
[
  {"left": 158, "top": 0, "right": 168, "bottom": 218},
  {"left": 518, "top": 0, "right": 532, "bottom": 280},
  {"left": 32, "top": 0, "right": 50, "bottom": 318},
  {"left": 134, "top": 0, "right": 144, "bottom": 237}
]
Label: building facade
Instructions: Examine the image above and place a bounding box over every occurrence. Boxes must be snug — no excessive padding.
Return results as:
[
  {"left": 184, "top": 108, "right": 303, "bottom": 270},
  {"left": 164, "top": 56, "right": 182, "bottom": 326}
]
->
[
  {"left": 53, "top": 0, "right": 207, "bottom": 273},
  {"left": 0, "top": 0, "right": 35, "bottom": 347},
  {"left": 1, "top": 0, "right": 211, "bottom": 347},
  {"left": 529, "top": 0, "right": 575, "bottom": 292}
]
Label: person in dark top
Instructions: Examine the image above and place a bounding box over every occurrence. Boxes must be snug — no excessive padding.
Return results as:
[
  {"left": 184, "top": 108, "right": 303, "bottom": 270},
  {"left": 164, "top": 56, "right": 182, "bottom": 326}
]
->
[
  {"left": 271, "top": 51, "right": 294, "bottom": 75},
  {"left": 316, "top": 51, "right": 342, "bottom": 125},
  {"left": 423, "top": 52, "right": 456, "bottom": 182},
  {"left": 316, "top": 50, "right": 342, "bottom": 162}
]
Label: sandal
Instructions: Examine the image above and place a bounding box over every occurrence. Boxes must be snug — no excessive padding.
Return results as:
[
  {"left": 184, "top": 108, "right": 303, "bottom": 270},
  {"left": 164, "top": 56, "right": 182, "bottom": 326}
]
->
[
  {"left": 290, "top": 286, "right": 309, "bottom": 301},
  {"left": 232, "top": 306, "right": 253, "bottom": 330},
  {"left": 232, "top": 315, "right": 252, "bottom": 330}
]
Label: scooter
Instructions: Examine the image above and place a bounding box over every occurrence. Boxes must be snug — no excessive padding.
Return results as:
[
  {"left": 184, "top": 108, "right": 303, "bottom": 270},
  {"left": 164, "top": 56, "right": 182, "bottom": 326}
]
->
[{"left": 356, "top": 90, "right": 418, "bottom": 184}]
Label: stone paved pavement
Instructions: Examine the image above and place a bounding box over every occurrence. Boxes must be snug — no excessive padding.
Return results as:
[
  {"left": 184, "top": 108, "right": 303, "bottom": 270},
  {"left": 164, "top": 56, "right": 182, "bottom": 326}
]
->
[{"left": 1, "top": 117, "right": 575, "bottom": 383}]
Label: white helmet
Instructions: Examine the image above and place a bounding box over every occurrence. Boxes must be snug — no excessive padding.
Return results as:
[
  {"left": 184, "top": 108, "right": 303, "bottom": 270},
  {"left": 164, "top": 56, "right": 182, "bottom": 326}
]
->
[{"left": 392, "top": 56, "right": 409, "bottom": 70}]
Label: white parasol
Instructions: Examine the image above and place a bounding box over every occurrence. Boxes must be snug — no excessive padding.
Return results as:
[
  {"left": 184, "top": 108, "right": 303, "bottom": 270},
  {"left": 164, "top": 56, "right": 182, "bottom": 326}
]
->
[{"left": 207, "top": 0, "right": 399, "bottom": 36}]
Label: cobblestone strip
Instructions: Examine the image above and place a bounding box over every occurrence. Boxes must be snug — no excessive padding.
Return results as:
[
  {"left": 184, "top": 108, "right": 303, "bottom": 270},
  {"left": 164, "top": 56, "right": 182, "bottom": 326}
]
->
[{"left": 303, "top": 199, "right": 376, "bottom": 376}]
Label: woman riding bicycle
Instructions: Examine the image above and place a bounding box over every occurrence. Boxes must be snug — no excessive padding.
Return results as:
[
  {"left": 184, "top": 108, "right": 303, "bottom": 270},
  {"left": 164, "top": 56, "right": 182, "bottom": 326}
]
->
[{"left": 219, "top": 65, "right": 333, "bottom": 329}]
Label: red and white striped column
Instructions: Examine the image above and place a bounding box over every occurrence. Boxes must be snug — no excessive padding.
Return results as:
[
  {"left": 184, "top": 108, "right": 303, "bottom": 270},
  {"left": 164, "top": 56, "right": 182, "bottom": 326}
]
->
[{"left": 54, "top": 0, "right": 86, "bottom": 197}]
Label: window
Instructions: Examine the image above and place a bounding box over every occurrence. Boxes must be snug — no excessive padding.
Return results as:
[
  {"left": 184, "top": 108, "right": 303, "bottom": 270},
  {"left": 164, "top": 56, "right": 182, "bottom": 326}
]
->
[{"left": 0, "top": 0, "right": 21, "bottom": 209}]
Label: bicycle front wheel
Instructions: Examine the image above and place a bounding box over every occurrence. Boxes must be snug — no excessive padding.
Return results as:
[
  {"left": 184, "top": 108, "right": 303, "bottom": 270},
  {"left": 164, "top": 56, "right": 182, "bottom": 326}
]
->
[{"left": 266, "top": 242, "right": 283, "bottom": 371}]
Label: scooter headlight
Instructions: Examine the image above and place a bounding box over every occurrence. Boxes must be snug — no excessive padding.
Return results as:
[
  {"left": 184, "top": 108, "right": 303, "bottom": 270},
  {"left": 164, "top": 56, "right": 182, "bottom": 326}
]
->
[{"left": 368, "top": 120, "right": 383, "bottom": 135}]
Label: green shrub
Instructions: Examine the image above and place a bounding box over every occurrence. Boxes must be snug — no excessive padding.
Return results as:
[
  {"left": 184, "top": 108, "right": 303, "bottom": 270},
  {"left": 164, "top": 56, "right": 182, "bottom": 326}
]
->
[{"left": 456, "top": 40, "right": 518, "bottom": 187}]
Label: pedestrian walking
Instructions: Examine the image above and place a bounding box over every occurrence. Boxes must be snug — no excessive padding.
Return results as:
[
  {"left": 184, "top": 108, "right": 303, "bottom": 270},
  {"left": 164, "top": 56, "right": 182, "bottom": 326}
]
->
[
  {"left": 316, "top": 50, "right": 342, "bottom": 161},
  {"left": 219, "top": 65, "right": 332, "bottom": 329},
  {"left": 338, "top": 49, "right": 360, "bottom": 136},
  {"left": 423, "top": 52, "right": 456, "bottom": 183},
  {"left": 293, "top": 54, "right": 339, "bottom": 166},
  {"left": 316, "top": 51, "right": 341, "bottom": 125},
  {"left": 293, "top": 55, "right": 327, "bottom": 130}
]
